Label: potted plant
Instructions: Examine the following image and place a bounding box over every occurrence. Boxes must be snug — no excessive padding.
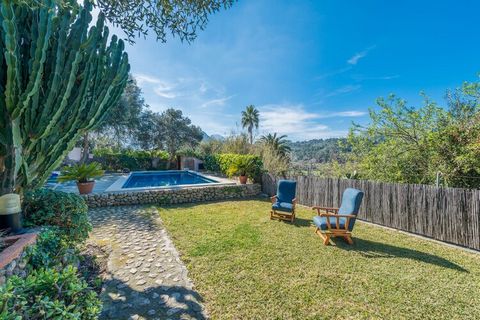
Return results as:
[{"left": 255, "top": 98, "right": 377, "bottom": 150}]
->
[
  {"left": 227, "top": 157, "right": 257, "bottom": 184},
  {"left": 58, "top": 162, "right": 104, "bottom": 194}
]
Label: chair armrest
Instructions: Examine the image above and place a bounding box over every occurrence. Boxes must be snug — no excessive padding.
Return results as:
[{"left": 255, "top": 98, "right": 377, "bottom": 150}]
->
[
  {"left": 270, "top": 195, "right": 277, "bottom": 204},
  {"left": 319, "top": 213, "right": 356, "bottom": 218},
  {"left": 292, "top": 198, "right": 297, "bottom": 209},
  {"left": 312, "top": 206, "right": 339, "bottom": 215},
  {"left": 318, "top": 213, "right": 356, "bottom": 231}
]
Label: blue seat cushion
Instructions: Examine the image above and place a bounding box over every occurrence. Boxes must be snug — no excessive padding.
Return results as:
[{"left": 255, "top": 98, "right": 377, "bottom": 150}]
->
[
  {"left": 272, "top": 201, "right": 293, "bottom": 213},
  {"left": 313, "top": 215, "right": 348, "bottom": 231}
]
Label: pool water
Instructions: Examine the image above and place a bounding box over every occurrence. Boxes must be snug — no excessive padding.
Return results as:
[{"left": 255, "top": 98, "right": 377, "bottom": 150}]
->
[{"left": 122, "top": 171, "right": 216, "bottom": 189}]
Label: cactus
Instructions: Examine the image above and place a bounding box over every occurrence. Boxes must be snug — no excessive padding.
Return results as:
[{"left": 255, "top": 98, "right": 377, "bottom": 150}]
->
[{"left": 0, "top": 0, "right": 129, "bottom": 195}]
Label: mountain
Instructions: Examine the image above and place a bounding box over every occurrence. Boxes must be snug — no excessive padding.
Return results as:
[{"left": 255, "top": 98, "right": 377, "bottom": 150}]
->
[
  {"left": 202, "top": 132, "right": 225, "bottom": 141},
  {"left": 288, "top": 138, "right": 347, "bottom": 163}
]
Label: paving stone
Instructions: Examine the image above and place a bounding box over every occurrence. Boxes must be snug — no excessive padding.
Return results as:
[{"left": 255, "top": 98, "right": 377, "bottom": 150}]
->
[{"left": 89, "top": 205, "right": 207, "bottom": 319}]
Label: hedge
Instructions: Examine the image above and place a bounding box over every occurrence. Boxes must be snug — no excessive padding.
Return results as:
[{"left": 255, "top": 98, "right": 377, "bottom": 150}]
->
[{"left": 92, "top": 148, "right": 170, "bottom": 171}]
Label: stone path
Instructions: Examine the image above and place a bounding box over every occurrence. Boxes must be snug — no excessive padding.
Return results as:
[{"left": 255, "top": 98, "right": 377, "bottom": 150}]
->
[{"left": 88, "top": 205, "right": 207, "bottom": 320}]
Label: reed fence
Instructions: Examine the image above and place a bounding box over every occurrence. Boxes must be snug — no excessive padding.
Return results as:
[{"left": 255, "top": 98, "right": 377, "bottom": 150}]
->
[{"left": 262, "top": 173, "right": 480, "bottom": 250}]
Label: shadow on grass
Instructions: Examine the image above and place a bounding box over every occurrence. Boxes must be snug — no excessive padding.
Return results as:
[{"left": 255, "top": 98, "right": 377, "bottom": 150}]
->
[
  {"left": 336, "top": 238, "right": 468, "bottom": 272},
  {"left": 100, "top": 276, "right": 206, "bottom": 320},
  {"left": 157, "top": 196, "right": 266, "bottom": 210}
]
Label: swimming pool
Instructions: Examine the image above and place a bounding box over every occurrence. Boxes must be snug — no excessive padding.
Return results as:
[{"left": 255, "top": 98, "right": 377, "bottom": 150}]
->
[
  {"left": 123, "top": 171, "right": 216, "bottom": 188},
  {"left": 104, "top": 170, "right": 235, "bottom": 192}
]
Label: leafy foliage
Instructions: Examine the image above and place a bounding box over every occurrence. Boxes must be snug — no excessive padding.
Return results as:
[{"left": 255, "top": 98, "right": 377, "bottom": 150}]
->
[
  {"left": 95, "top": 0, "right": 235, "bottom": 43},
  {"left": 346, "top": 80, "right": 480, "bottom": 187},
  {"left": 260, "top": 145, "right": 290, "bottom": 177},
  {"left": 226, "top": 156, "right": 259, "bottom": 178},
  {"left": 58, "top": 163, "right": 104, "bottom": 183},
  {"left": 92, "top": 148, "right": 170, "bottom": 171},
  {"left": 93, "top": 75, "right": 146, "bottom": 149},
  {"left": 23, "top": 189, "right": 91, "bottom": 243},
  {"left": 259, "top": 133, "right": 291, "bottom": 157},
  {"left": 0, "top": 0, "right": 129, "bottom": 195},
  {"left": 25, "top": 227, "right": 79, "bottom": 271},
  {"left": 288, "top": 138, "right": 346, "bottom": 162},
  {"left": 0, "top": 266, "right": 101, "bottom": 320},
  {"left": 157, "top": 108, "right": 204, "bottom": 163},
  {"left": 204, "top": 154, "right": 263, "bottom": 182},
  {"left": 241, "top": 105, "right": 260, "bottom": 144}
]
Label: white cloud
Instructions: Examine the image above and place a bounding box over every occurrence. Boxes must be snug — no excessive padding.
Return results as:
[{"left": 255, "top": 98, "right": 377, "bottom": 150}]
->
[
  {"left": 351, "top": 74, "right": 400, "bottom": 81},
  {"left": 314, "top": 66, "right": 353, "bottom": 80},
  {"left": 324, "top": 85, "right": 361, "bottom": 98},
  {"left": 259, "top": 104, "right": 337, "bottom": 141},
  {"left": 134, "top": 73, "right": 162, "bottom": 86},
  {"left": 200, "top": 95, "right": 234, "bottom": 108},
  {"left": 347, "top": 45, "right": 376, "bottom": 65},
  {"left": 331, "top": 111, "right": 367, "bottom": 117},
  {"left": 153, "top": 82, "right": 177, "bottom": 99},
  {"left": 258, "top": 104, "right": 366, "bottom": 141}
]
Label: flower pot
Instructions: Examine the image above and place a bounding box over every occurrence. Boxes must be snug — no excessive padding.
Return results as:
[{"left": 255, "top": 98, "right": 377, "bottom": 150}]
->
[
  {"left": 77, "top": 181, "right": 95, "bottom": 194},
  {"left": 239, "top": 175, "right": 248, "bottom": 184}
]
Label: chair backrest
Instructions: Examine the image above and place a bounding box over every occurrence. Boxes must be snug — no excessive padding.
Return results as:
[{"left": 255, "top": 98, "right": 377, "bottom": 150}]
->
[
  {"left": 338, "top": 188, "right": 364, "bottom": 230},
  {"left": 276, "top": 180, "right": 296, "bottom": 203}
]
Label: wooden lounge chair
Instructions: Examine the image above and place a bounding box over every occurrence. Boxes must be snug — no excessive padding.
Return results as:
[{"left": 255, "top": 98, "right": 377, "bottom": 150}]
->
[
  {"left": 270, "top": 180, "right": 297, "bottom": 223},
  {"left": 312, "top": 188, "right": 364, "bottom": 245}
]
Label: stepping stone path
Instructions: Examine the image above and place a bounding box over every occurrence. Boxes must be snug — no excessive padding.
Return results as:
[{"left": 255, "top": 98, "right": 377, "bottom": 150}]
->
[{"left": 89, "top": 205, "right": 207, "bottom": 320}]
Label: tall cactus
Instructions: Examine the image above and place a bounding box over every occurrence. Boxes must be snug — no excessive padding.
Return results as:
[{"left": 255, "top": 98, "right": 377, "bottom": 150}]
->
[{"left": 0, "top": 0, "right": 129, "bottom": 195}]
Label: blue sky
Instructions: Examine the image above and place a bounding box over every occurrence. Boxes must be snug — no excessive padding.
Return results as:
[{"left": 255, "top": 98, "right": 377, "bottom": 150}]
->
[{"left": 120, "top": 0, "right": 480, "bottom": 141}]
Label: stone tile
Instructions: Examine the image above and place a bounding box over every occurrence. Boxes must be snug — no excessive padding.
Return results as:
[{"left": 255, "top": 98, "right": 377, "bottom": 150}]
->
[{"left": 89, "top": 205, "right": 207, "bottom": 319}]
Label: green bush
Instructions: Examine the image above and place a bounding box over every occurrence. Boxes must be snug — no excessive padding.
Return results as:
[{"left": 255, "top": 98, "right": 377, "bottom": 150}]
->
[
  {"left": 0, "top": 266, "right": 101, "bottom": 320},
  {"left": 92, "top": 148, "right": 170, "bottom": 171},
  {"left": 26, "top": 227, "right": 79, "bottom": 271},
  {"left": 204, "top": 154, "right": 263, "bottom": 182},
  {"left": 23, "top": 189, "right": 91, "bottom": 243}
]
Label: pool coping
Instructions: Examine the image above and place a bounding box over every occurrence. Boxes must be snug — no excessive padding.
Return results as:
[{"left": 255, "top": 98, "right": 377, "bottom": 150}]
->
[{"left": 104, "top": 170, "right": 236, "bottom": 193}]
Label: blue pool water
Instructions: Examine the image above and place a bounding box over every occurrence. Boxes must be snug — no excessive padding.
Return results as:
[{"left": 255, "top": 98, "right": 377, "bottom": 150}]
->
[{"left": 122, "top": 171, "right": 216, "bottom": 189}]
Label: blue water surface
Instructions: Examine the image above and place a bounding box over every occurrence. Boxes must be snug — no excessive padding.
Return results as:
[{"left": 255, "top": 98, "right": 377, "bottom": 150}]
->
[{"left": 123, "top": 171, "right": 216, "bottom": 189}]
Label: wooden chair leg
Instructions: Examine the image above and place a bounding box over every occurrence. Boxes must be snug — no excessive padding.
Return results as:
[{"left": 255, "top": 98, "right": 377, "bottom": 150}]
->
[
  {"left": 314, "top": 228, "right": 331, "bottom": 246},
  {"left": 323, "top": 234, "right": 331, "bottom": 245},
  {"left": 344, "top": 235, "right": 353, "bottom": 245}
]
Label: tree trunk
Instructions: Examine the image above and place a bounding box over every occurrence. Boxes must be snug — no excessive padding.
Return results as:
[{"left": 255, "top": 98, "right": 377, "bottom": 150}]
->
[
  {"left": 0, "top": 120, "right": 20, "bottom": 196},
  {"left": 0, "top": 154, "right": 16, "bottom": 196},
  {"left": 81, "top": 132, "right": 89, "bottom": 163},
  {"left": 248, "top": 126, "right": 253, "bottom": 144}
]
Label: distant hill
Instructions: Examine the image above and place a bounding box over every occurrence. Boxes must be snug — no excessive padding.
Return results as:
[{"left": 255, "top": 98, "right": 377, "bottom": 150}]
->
[
  {"left": 288, "top": 138, "right": 347, "bottom": 163},
  {"left": 201, "top": 132, "right": 225, "bottom": 142}
]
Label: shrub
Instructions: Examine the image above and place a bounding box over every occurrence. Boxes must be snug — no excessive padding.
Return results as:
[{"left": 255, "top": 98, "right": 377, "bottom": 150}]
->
[
  {"left": 25, "top": 227, "right": 79, "bottom": 271},
  {"left": 23, "top": 189, "right": 91, "bottom": 243},
  {"left": 92, "top": 148, "right": 170, "bottom": 171},
  {"left": 204, "top": 154, "right": 263, "bottom": 182},
  {"left": 0, "top": 266, "right": 101, "bottom": 320}
]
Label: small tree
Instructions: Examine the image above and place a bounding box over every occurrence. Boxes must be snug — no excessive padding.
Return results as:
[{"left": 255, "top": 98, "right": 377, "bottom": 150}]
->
[
  {"left": 0, "top": 1, "right": 129, "bottom": 195},
  {"left": 157, "top": 108, "right": 203, "bottom": 166}
]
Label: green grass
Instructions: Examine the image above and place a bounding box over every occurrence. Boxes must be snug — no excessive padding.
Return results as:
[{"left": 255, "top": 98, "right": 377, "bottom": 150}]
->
[{"left": 159, "top": 199, "right": 480, "bottom": 319}]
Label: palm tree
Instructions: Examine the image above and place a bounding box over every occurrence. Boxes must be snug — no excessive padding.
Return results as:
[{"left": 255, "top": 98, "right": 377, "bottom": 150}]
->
[
  {"left": 241, "top": 105, "right": 260, "bottom": 144},
  {"left": 259, "top": 133, "right": 291, "bottom": 157}
]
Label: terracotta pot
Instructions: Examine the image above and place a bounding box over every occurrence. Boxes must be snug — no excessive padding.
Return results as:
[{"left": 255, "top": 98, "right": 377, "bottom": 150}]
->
[
  {"left": 77, "top": 181, "right": 95, "bottom": 194},
  {"left": 239, "top": 175, "right": 248, "bottom": 184}
]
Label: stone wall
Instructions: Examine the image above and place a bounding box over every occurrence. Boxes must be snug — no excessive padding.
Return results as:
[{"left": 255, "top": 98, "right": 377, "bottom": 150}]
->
[
  {"left": 82, "top": 183, "right": 262, "bottom": 208},
  {"left": 0, "top": 233, "right": 37, "bottom": 286}
]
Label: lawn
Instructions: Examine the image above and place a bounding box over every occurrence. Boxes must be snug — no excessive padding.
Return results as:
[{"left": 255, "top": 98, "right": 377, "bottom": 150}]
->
[{"left": 158, "top": 199, "right": 480, "bottom": 319}]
